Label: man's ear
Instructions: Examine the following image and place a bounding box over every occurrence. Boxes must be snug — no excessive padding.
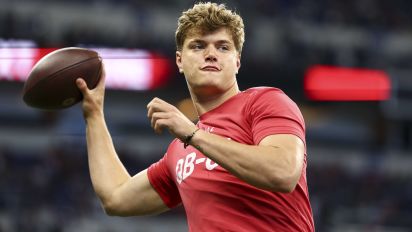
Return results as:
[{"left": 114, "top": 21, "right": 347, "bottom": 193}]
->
[{"left": 176, "top": 51, "right": 183, "bottom": 73}]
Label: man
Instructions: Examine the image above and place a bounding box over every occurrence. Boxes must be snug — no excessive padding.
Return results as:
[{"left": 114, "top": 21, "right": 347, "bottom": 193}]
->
[{"left": 76, "top": 2, "right": 314, "bottom": 231}]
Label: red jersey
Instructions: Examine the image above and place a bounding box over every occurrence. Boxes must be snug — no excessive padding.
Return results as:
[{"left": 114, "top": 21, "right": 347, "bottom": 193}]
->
[{"left": 148, "top": 87, "right": 314, "bottom": 231}]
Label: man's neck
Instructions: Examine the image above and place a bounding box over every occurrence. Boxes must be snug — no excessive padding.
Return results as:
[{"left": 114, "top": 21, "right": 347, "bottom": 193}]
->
[{"left": 190, "top": 84, "right": 240, "bottom": 116}]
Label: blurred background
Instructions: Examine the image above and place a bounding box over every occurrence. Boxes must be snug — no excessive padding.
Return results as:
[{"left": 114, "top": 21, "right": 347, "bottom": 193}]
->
[{"left": 1, "top": 0, "right": 412, "bottom": 231}]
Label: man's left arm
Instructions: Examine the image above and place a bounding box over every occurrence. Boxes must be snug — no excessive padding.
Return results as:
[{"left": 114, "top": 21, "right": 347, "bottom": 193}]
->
[
  {"left": 147, "top": 97, "right": 304, "bottom": 193},
  {"left": 190, "top": 131, "right": 304, "bottom": 192}
]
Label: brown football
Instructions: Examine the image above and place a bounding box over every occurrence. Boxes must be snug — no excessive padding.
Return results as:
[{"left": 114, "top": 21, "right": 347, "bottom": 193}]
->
[{"left": 22, "top": 47, "right": 102, "bottom": 110}]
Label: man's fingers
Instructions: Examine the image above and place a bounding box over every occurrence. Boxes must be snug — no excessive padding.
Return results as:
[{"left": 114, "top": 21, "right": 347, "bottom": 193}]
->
[
  {"left": 147, "top": 98, "right": 188, "bottom": 137},
  {"left": 147, "top": 98, "right": 176, "bottom": 114},
  {"left": 147, "top": 97, "right": 161, "bottom": 110},
  {"left": 77, "top": 63, "right": 106, "bottom": 96},
  {"left": 76, "top": 78, "right": 89, "bottom": 96},
  {"left": 95, "top": 62, "right": 106, "bottom": 91},
  {"left": 152, "top": 97, "right": 169, "bottom": 105},
  {"left": 147, "top": 103, "right": 155, "bottom": 118},
  {"left": 153, "top": 118, "right": 169, "bottom": 134},
  {"left": 147, "top": 102, "right": 168, "bottom": 118},
  {"left": 151, "top": 112, "right": 170, "bottom": 129},
  {"left": 154, "top": 123, "right": 163, "bottom": 134}
]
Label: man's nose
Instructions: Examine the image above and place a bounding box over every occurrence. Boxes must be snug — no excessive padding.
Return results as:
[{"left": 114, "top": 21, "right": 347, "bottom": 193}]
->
[{"left": 205, "top": 47, "right": 218, "bottom": 62}]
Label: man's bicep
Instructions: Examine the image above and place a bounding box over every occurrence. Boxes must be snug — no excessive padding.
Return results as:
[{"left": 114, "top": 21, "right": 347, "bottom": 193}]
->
[
  {"left": 259, "top": 134, "right": 305, "bottom": 177},
  {"left": 109, "top": 169, "right": 170, "bottom": 216},
  {"left": 259, "top": 134, "right": 304, "bottom": 151}
]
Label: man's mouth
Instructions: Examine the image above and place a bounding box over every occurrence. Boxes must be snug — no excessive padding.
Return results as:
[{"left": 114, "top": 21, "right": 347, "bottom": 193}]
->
[{"left": 201, "top": 66, "right": 220, "bottom": 71}]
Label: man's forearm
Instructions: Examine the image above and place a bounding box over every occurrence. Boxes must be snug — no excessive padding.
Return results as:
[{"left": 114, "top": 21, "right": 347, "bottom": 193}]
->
[
  {"left": 85, "top": 114, "right": 131, "bottom": 203},
  {"left": 190, "top": 130, "right": 303, "bottom": 192}
]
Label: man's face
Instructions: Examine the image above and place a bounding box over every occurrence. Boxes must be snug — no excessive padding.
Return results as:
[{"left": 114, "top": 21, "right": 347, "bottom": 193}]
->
[{"left": 176, "top": 27, "right": 241, "bottom": 95}]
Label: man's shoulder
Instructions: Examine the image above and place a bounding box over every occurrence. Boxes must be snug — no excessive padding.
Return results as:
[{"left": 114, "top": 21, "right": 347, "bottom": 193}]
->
[
  {"left": 241, "top": 86, "right": 299, "bottom": 110},
  {"left": 242, "top": 86, "right": 286, "bottom": 99}
]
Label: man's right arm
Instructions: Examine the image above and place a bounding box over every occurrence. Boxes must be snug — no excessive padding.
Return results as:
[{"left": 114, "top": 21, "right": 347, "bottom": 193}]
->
[
  {"left": 76, "top": 69, "right": 169, "bottom": 216},
  {"left": 85, "top": 114, "right": 169, "bottom": 216}
]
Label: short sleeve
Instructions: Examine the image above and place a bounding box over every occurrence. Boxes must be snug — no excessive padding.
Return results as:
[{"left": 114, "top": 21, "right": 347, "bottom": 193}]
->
[
  {"left": 147, "top": 155, "right": 182, "bottom": 208},
  {"left": 249, "top": 88, "right": 305, "bottom": 145}
]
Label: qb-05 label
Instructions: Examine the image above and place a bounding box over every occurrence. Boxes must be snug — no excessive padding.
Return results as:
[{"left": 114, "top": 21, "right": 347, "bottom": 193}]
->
[{"left": 175, "top": 152, "right": 219, "bottom": 184}]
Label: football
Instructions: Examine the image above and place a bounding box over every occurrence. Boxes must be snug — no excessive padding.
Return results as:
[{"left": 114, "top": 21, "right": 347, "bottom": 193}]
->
[{"left": 22, "top": 47, "right": 102, "bottom": 110}]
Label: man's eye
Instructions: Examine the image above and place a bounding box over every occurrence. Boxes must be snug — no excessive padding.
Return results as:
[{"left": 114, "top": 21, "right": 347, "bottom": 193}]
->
[
  {"left": 218, "top": 45, "right": 229, "bottom": 51},
  {"left": 191, "top": 44, "right": 203, "bottom": 50}
]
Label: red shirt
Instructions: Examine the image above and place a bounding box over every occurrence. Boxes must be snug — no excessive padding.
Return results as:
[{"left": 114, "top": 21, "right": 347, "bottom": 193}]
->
[{"left": 148, "top": 87, "right": 314, "bottom": 231}]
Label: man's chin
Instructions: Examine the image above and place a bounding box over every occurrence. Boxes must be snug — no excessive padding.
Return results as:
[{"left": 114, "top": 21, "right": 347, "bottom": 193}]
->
[{"left": 191, "top": 84, "right": 223, "bottom": 95}]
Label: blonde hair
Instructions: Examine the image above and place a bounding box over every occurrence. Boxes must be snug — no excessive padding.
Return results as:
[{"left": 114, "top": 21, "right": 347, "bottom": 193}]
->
[{"left": 175, "top": 2, "right": 245, "bottom": 53}]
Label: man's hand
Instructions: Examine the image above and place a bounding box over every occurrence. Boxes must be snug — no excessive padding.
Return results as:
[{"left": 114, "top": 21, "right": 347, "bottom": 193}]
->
[
  {"left": 147, "top": 97, "right": 197, "bottom": 141},
  {"left": 76, "top": 64, "right": 106, "bottom": 120}
]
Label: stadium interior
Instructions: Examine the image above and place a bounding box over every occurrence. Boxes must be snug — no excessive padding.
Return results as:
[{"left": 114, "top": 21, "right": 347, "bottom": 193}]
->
[{"left": 0, "top": 0, "right": 412, "bottom": 231}]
